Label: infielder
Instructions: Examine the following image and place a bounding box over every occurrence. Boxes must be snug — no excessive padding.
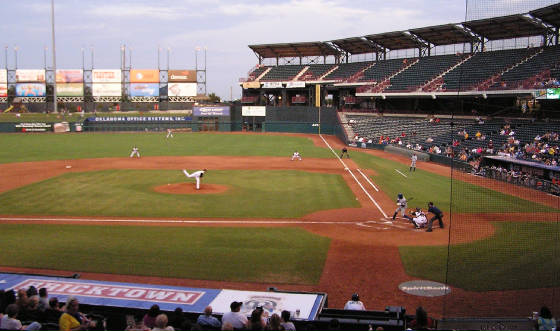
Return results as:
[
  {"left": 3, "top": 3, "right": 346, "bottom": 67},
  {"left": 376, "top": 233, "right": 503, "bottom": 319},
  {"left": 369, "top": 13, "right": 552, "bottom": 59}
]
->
[
  {"left": 410, "top": 153, "right": 418, "bottom": 172},
  {"left": 166, "top": 128, "right": 174, "bottom": 138},
  {"left": 404, "top": 208, "right": 428, "bottom": 229},
  {"left": 392, "top": 193, "right": 407, "bottom": 220},
  {"left": 130, "top": 146, "right": 140, "bottom": 158},
  {"left": 291, "top": 151, "right": 302, "bottom": 161},
  {"left": 340, "top": 147, "right": 350, "bottom": 158},
  {"left": 182, "top": 169, "right": 207, "bottom": 190}
]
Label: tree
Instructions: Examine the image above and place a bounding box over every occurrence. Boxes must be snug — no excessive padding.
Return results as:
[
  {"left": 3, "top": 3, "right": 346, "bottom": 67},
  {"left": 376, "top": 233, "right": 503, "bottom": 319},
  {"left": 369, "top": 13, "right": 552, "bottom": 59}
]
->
[{"left": 207, "top": 92, "right": 221, "bottom": 103}]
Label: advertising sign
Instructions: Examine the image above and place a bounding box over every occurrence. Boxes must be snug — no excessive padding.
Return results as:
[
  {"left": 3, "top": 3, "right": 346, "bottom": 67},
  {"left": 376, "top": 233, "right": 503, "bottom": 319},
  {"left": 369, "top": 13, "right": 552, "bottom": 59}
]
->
[
  {"left": 168, "top": 70, "right": 197, "bottom": 82},
  {"left": 130, "top": 83, "right": 159, "bottom": 97},
  {"left": 168, "top": 83, "right": 197, "bottom": 97},
  {"left": 16, "top": 69, "right": 46, "bottom": 82},
  {"left": 15, "top": 122, "right": 52, "bottom": 132},
  {"left": 56, "top": 70, "right": 83, "bottom": 83},
  {"left": 0, "top": 85, "right": 7, "bottom": 97},
  {"left": 262, "top": 82, "right": 283, "bottom": 88},
  {"left": 92, "top": 69, "right": 122, "bottom": 83},
  {"left": 546, "top": 88, "right": 560, "bottom": 99},
  {"left": 0, "top": 69, "right": 6, "bottom": 83},
  {"left": 286, "top": 81, "right": 305, "bottom": 88},
  {"left": 242, "top": 81, "right": 261, "bottom": 89},
  {"left": 130, "top": 70, "right": 159, "bottom": 83},
  {"left": 92, "top": 83, "right": 121, "bottom": 96},
  {"left": 193, "top": 106, "right": 230, "bottom": 116},
  {"left": 16, "top": 83, "right": 46, "bottom": 97},
  {"left": 242, "top": 106, "right": 266, "bottom": 117},
  {"left": 56, "top": 83, "right": 84, "bottom": 97}
]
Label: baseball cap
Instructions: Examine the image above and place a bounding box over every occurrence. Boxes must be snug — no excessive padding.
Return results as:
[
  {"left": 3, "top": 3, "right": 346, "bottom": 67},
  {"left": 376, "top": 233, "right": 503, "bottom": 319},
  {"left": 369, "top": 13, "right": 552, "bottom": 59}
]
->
[{"left": 230, "top": 301, "right": 243, "bottom": 310}]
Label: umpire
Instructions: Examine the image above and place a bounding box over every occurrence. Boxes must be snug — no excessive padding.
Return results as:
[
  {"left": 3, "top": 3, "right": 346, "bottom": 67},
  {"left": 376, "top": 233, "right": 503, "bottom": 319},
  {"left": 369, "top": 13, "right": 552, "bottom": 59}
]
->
[{"left": 426, "top": 202, "right": 444, "bottom": 232}]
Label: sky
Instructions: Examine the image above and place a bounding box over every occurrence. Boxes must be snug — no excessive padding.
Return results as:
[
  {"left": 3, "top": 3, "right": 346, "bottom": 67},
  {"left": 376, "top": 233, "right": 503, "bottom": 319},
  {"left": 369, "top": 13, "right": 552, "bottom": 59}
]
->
[{"left": 1, "top": 0, "right": 557, "bottom": 100}]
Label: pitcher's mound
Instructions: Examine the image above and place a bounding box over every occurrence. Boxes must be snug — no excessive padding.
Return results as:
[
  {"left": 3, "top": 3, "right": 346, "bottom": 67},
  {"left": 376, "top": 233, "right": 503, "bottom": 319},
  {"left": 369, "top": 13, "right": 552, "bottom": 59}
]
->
[{"left": 153, "top": 183, "right": 229, "bottom": 194}]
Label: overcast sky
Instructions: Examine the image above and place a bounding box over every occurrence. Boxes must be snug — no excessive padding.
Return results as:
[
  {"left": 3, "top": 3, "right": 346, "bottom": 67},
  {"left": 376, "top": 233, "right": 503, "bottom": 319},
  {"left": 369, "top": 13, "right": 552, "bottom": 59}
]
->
[{"left": 1, "top": 0, "right": 557, "bottom": 100}]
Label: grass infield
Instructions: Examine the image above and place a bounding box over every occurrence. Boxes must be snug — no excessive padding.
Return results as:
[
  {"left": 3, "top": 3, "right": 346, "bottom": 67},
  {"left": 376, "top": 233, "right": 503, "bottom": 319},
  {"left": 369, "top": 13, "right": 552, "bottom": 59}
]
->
[{"left": 0, "top": 224, "right": 331, "bottom": 284}]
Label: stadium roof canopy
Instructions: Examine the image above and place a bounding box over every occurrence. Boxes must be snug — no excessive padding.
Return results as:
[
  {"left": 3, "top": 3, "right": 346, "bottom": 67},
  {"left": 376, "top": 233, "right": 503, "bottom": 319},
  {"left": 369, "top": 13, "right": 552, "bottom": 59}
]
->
[
  {"left": 249, "top": 42, "right": 340, "bottom": 59},
  {"left": 330, "top": 37, "right": 383, "bottom": 54},
  {"left": 364, "top": 31, "right": 424, "bottom": 50},
  {"left": 409, "top": 24, "right": 478, "bottom": 45},
  {"left": 530, "top": 3, "right": 560, "bottom": 27},
  {"left": 462, "top": 14, "right": 548, "bottom": 40}
]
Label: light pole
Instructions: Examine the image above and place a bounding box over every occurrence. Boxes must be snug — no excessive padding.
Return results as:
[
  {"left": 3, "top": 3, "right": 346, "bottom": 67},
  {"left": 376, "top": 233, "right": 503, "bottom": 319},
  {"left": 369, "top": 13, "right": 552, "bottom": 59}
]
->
[
  {"left": 51, "top": 0, "right": 57, "bottom": 113},
  {"left": 129, "top": 47, "right": 132, "bottom": 69},
  {"left": 157, "top": 45, "right": 161, "bottom": 70},
  {"left": 14, "top": 46, "right": 18, "bottom": 69},
  {"left": 44, "top": 46, "right": 48, "bottom": 69},
  {"left": 81, "top": 48, "right": 84, "bottom": 70},
  {"left": 5, "top": 46, "right": 8, "bottom": 69},
  {"left": 90, "top": 45, "right": 94, "bottom": 69},
  {"left": 167, "top": 47, "right": 170, "bottom": 70}
]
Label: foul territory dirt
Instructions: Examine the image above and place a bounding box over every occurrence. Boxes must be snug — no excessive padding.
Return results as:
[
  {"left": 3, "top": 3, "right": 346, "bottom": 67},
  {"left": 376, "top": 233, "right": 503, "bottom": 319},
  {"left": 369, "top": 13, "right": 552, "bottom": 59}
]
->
[{"left": 0, "top": 133, "right": 558, "bottom": 318}]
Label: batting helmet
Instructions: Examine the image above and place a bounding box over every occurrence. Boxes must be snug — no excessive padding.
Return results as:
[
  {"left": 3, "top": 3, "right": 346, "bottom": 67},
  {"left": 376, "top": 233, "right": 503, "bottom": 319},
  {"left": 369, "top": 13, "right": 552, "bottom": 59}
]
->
[
  {"left": 398, "top": 193, "right": 403, "bottom": 199},
  {"left": 351, "top": 293, "right": 359, "bottom": 301}
]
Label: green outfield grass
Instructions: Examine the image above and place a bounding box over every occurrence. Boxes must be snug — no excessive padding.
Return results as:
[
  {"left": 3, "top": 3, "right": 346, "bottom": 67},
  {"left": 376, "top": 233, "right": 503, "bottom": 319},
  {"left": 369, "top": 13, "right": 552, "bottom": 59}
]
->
[
  {"left": 0, "top": 224, "right": 330, "bottom": 284},
  {"left": 350, "top": 151, "right": 554, "bottom": 213},
  {"left": 399, "top": 222, "right": 560, "bottom": 291},
  {"left": 0, "top": 132, "right": 333, "bottom": 163},
  {"left": 0, "top": 169, "right": 358, "bottom": 218}
]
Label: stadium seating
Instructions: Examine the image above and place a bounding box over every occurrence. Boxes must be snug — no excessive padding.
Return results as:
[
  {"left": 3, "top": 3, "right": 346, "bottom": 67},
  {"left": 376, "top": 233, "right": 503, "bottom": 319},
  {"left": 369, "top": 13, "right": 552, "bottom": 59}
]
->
[
  {"left": 359, "top": 58, "right": 409, "bottom": 83},
  {"left": 247, "top": 66, "right": 269, "bottom": 81},
  {"left": 386, "top": 54, "right": 462, "bottom": 92},
  {"left": 323, "top": 62, "right": 372, "bottom": 81},
  {"left": 300, "top": 64, "right": 338, "bottom": 80},
  {"left": 259, "top": 65, "right": 307, "bottom": 81}
]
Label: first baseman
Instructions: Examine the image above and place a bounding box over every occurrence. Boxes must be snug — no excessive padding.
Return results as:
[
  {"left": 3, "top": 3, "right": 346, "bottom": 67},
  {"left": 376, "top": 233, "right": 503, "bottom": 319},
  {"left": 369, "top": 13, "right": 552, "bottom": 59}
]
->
[
  {"left": 182, "top": 169, "right": 207, "bottom": 190},
  {"left": 291, "top": 151, "right": 302, "bottom": 161},
  {"left": 392, "top": 193, "right": 407, "bottom": 220},
  {"left": 130, "top": 146, "right": 140, "bottom": 158}
]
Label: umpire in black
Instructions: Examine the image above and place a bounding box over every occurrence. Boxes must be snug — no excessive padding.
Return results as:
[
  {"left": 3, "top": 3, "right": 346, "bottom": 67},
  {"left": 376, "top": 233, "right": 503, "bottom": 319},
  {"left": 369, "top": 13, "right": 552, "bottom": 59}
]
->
[{"left": 426, "top": 202, "right": 444, "bottom": 232}]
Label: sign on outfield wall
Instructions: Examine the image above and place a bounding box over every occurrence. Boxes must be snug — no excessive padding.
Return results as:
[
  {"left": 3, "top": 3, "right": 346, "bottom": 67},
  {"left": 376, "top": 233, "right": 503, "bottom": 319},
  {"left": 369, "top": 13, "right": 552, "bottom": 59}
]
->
[
  {"left": 130, "top": 69, "right": 159, "bottom": 83},
  {"left": 92, "top": 69, "right": 122, "bottom": 83},
  {"left": 242, "top": 106, "right": 266, "bottom": 117},
  {"left": 168, "top": 70, "right": 197, "bottom": 82},
  {"left": 16, "top": 83, "right": 46, "bottom": 97},
  {"left": 168, "top": 83, "right": 197, "bottom": 97},
  {"left": 0, "top": 70, "right": 6, "bottom": 83},
  {"left": 130, "top": 83, "right": 159, "bottom": 97},
  {"left": 92, "top": 83, "right": 121, "bottom": 97},
  {"left": 56, "top": 83, "right": 84, "bottom": 97},
  {"left": 0, "top": 85, "right": 7, "bottom": 97},
  {"left": 14, "top": 122, "right": 52, "bottom": 132},
  {"left": 242, "top": 81, "right": 261, "bottom": 89},
  {"left": 56, "top": 70, "right": 83, "bottom": 83},
  {"left": 286, "top": 81, "right": 305, "bottom": 88},
  {"left": 262, "top": 82, "right": 283, "bottom": 89},
  {"left": 193, "top": 106, "right": 230, "bottom": 116},
  {"left": 16, "top": 70, "right": 45, "bottom": 83}
]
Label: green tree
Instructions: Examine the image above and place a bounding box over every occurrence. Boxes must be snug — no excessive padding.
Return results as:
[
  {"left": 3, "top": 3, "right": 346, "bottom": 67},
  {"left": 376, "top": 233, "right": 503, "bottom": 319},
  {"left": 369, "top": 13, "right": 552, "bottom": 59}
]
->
[{"left": 208, "top": 92, "right": 221, "bottom": 103}]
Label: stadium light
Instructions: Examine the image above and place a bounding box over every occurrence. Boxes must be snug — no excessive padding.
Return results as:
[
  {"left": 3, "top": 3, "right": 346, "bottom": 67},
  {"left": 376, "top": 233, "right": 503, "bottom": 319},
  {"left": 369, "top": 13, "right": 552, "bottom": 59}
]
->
[
  {"left": 4, "top": 46, "right": 7, "bottom": 69},
  {"left": 167, "top": 47, "right": 171, "bottom": 70},
  {"left": 157, "top": 45, "right": 161, "bottom": 70},
  {"left": 90, "top": 45, "right": 94, "bottom": 69},
  {"left": 13, "top": 45, "right": 18, "bottom": 69},
  {"left": 81, "top": 47, "right": 84, "bottom": 69}
]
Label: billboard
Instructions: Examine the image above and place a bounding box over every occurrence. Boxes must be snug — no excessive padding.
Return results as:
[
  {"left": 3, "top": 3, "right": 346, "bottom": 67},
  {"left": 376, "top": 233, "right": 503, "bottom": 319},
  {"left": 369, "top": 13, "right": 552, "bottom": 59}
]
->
[
  {"left": 130, "top": 83, "right": 159, "bottom": 97},
  {"left": 262, "top": 82, "right": 282, "bottom": 88},
  {"left": 242, "top": 106, "right": 266, "bottom": 117},
  {"left": 56, "top": 70, "right": 83, "bottom": 83},
  {"left": 0, "top": 69, "right": 6, "bottom": 83},
  {"left": 168, "top": 83, "right": 197, "bottom": 97},
  {"left": 92, "top": 83, "right": 121, "bottom": 97},
  {"left": 130, "top": 70, "right": 159, "bottom": 83},
  {"left": 92, "top": 69, "right": 122, "bottom": 83},
  {"left": 168, "top": 70, "right": 197, "bottom": 82},
  {"left": 193, "top": 106, "right": 230, "bottom": 116},
  {"left": 56, "top": 83, "right": 84, "bottom": 97},
  {"left": 16, "top": 70, "right": 45, "bottom": 83},
  {"left": 546, "top": 88, "right": 560, "bottom": 99},
  {"left": 16, "top": 83, "right": 46, "bottom": 97},
  {"left": 286, "top": 81, "right": 305, "bottom": 88},
  {"left": 0, "top": 85, "right": 7, "bottom": 97},
  {"left": 242, "top": 81, "right": 260, "bottom": 89}
]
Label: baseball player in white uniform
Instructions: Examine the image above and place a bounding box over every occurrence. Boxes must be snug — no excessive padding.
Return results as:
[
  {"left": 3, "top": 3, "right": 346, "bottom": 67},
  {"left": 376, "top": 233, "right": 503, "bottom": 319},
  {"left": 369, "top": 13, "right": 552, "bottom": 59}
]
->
[
  {"left": 410, "top": 153, "right": 418, "bottom": 172},
  {"left": 166, "top": 128, "right": 174, "bottom": 138},
  {"left": 182, "top": 169, "right": 207, "bottom": 190},
  {"left": 392, "top": 193, "right": 407, "bottom": 220},
  {"left": 291, "top": 151, "right": 302, "bottom": 161},
  {"left": 344, "top": 294, "right": 366, "bottom": 311},
  {"left": 404, "top": 208, "right": 428, "bottom": 229},
  {"left": 130, "top": 146, "right": 140, "bottom": 158}
]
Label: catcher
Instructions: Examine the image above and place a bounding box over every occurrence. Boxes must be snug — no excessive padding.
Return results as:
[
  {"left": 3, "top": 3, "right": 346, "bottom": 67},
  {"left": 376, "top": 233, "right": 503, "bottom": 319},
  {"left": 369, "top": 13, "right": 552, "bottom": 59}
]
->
[
  {"left": 392, "top": 193, "right": 407, "bottom": 220},
  {"left": 404, "top": 207, "right": 428, "bottom": 229}
]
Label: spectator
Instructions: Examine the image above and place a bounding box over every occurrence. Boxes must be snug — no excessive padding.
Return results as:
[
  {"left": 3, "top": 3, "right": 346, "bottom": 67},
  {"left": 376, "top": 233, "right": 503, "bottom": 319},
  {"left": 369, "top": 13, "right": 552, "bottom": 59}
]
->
[
  {"left": 221, "top": 301, "right": 248, "bottom": 330},
  {"left": 16, "top": 289, "right": 29, "bottom": 312},
  {"left": 221, "top": 322, "right": 234, "bottom": 331},
  {"left": 20, "top": 296, "right": 41, "bottom": 324},
  {"left": 44, "top": 297, "right": 63, "bottom": 324},
  {"left": 408, "top": 306, "right": 434, "bottom": 330},
  {"left": 38, "top": 288, "right": 49, "bottom": 312},
  {"left": 266, "top": 313, "right": 283, "bottom": 331},
  {"left": 152, "top": 314, "right": 174, "bottom": 331},
  {"left": 196, "top": 306, "right": 221, "bottom": 329},
  {"left": 536, "top": 306, "right": 556, "bottom": 331},
  {"left": 0, "top": 304, "right": 41, "bottom": 331},
  {"left": 125, "top": 313, "right": 151, "bottom": 331},
  {"left": 280, "top": 311, "right": 296, "bottom": 331},
  {"left": 343, "top": 293, "right": 366, "bottom": 310},
  {"left": 327, "top": 318, "right": 340, "bottom": 330},
  {"left": 169, "top": 308, "right": 186, "bottom": 331},
  {"left": 143, "top": 304, "right": 160, "bottom": 329},
  {"left": 59, "top": 297, "right": 95, "bottom": 331},
  {"left": 248, "top": 308, "right": 266, "bottom": 330}
]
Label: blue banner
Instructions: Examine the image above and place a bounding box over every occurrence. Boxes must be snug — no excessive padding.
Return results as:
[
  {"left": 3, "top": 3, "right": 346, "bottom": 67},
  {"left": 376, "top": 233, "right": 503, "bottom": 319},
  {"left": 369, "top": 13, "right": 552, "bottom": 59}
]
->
[
  {"left": 130, "top": 83, "right": 159, "bottom": 97},
  {"left": 193, "top": 106, "right": 230, "bottom": 116}
]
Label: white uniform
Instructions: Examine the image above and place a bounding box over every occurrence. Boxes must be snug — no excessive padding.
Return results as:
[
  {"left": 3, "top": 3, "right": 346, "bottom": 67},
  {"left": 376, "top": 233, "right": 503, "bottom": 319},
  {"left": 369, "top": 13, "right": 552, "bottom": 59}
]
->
[
  {"left": 183, "top": 169, "right": 205, "bottom": 190},
  {"left": 410, "top": 154, "right": 417, "bottom": 171},
  {"left": 166, "top": 129, "right": 174, "bottom": 138},
  {"left": 394, "top": 196, "right": 407, "bottom": 219},
  {"left": 344, "top": 300, "right": 366, "bottom": 311},
  {"left": 291, "top": 152, "right": 302, "bottom": 161},
  {"left": 410, "top": 211, "right": 427, "bottom": 228},
  {"left": 130, "top": 147, "right": 140, "bottom": 158}
]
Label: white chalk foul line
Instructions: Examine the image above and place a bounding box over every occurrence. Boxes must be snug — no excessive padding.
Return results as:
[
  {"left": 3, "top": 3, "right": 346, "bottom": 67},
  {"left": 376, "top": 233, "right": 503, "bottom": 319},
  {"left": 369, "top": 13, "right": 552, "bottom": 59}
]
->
[
  {"left": 395, "top": 169, "right": 408, "bottom": 178},
  {"left": 319, "top": 135, "right": 388, "bottom": 218},
  {"left": 0, "top": 217, "right": 354, "bottom": 225},
  {"left": 356, "top": 168, "right": 378, "bottom": 192}
]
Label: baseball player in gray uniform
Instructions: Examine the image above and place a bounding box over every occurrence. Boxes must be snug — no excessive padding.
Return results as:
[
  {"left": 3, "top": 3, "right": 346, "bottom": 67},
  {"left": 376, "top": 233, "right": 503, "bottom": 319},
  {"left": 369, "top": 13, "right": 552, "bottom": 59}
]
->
[
  {"left": 182, "top": 169, "right": 207, "bottom": 190},
  {"left": 392, "top": 193, "right": 407, "bottom": 220},
  {"left": 130, "top": 146, "right": 140, "bottom": 158},
  {"left": 410, "top": 153, "right": 418, "bottom": 172}
]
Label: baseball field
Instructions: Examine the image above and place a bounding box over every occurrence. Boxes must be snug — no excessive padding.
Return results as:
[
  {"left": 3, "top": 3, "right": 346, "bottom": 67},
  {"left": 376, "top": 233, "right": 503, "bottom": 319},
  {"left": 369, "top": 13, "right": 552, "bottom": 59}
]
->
[{"left": 0, "top": 131, "right": 558, "bottom": 318}]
